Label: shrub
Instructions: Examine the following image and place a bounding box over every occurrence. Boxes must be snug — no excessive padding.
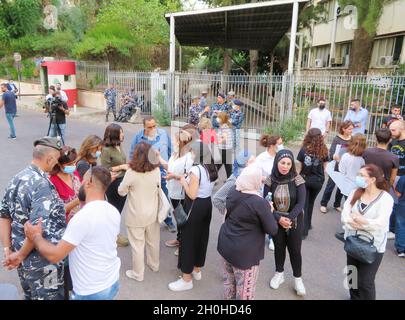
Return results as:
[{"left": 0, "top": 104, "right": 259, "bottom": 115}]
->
[{"left": 152, "top": 90, "right": 171, "bottom": 127}]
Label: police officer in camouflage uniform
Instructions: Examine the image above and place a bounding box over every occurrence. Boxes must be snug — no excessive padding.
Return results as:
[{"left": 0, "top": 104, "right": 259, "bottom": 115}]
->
[
  {"left": 0, "top": 137, "right": 66, "bottom": 300},
  {"left": 211, "top": 93, "right": 230, "bottom": 129},
  {"left": 230, "top": 99, "right": 245, "bottom": 152},
  {"left": 104, "top": 83, "right": 117, "bottom": 122}
]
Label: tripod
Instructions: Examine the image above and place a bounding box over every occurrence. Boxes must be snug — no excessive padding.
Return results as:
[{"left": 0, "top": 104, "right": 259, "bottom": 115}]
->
[{"left": 46, "top": 111, "right": 65, "bottom": 145}]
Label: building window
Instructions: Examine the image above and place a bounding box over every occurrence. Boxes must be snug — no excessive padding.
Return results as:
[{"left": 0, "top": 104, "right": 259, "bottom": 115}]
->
[
  {"left": 370, "top": 37, "right": 398, "bottom": 67},
  {"left": 333, "top": 42, "right": 351, "bottom": 67},
  {"left": 311, "top": 45, "right": 330, "bottom": 68},
  {"left": 64, "top": 75, "right": 71, "bottom": 82}
]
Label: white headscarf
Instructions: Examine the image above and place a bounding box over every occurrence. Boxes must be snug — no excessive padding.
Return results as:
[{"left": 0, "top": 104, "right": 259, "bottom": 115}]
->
[{"left": 235, "top": 165, "right": 263, "bottom": 197}]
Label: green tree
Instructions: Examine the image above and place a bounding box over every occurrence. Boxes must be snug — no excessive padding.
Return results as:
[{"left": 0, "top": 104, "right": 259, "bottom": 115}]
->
[{"left": 339, "top": 0, "right": 394, "bottom": 74}]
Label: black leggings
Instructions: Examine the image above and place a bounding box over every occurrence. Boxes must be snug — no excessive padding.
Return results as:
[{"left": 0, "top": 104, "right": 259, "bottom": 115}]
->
[
  {"left": 105, "top": 176, "right": 127, "bottom": 214},
  {"left": 273, "top": 213, "right": 304, "bottom": 278},
  {"left": 216, "top": 149, "right": 233, "bottom": 178},
  {"left": 303, "top": 176, "right": 324, "bottom": 237},
  {"left": 178, "top": 197, "right": 212, "bottom": 274},
  {"left": 347, "top": 253, "right": 384, "bottom": 300}
]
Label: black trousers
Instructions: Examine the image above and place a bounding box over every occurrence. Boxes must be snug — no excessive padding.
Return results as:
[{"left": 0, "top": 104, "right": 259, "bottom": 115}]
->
[
  {"left": 216, "top": 149, "right": 233, "bottom": 178},
  {"left": 303, "top": 176, "right": 324, "bottom": 237},
  {"left": 106, "top": 176, "right": 127, "bottom": 214},
  {"left": 320, "top": 177, "right": 343, "bottom": 208},
  {"left": 178, "top": 197, "right": 212, "bottom": 274},
  {"left": 346, "top": 253, "right": 384, "bottom": 300},
  {"left": 273, "top": 213, "right": 304, "bottom": 278}
]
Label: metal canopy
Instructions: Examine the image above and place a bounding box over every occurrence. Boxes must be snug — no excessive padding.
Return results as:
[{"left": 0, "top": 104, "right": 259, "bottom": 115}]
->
[{"left": 165, "top": 0, "right": 308, "bottom": 51}]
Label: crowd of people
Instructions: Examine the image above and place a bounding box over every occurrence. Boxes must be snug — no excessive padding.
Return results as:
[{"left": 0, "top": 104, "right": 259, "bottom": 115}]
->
[{"left": 0, "top": 91, "right": 404, "bottom": 301}]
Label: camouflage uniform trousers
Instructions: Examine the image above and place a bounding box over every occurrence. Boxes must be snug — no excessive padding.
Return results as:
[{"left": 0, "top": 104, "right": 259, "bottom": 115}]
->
[
  {"left": 17, "top": 260, "right": 64, "bottom": 300},
  {"left": 106, "top": 104, "right": 117, "bottom": 121}
]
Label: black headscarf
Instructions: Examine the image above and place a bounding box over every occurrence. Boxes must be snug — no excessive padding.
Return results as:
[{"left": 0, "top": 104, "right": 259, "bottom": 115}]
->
[{"left": 270, "top": 149, "right": 298, "bottom": 184}]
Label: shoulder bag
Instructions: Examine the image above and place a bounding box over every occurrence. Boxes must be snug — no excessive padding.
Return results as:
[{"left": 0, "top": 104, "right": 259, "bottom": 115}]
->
[{"left": 172, "top": 166, "right": 201, "bottom": 229}]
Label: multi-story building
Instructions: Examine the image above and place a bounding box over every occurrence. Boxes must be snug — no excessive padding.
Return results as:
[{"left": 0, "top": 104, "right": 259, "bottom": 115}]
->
[{"left": 298, "top": 0, "right": 405, "bottom": 75}]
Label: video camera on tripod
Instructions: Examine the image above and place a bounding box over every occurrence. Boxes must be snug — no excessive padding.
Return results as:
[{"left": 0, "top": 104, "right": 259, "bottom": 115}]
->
[{"left": 44, "top": 94, "right": 66, "bottom": 144}]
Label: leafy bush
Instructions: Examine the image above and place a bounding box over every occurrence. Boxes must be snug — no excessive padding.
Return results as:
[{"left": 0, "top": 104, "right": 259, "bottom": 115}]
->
[
  {"left": 265, "top": 105, "right": 309, "bottom": 145},
  {"left": 152, "top": 91, "right": 171, "bottom": 127}
]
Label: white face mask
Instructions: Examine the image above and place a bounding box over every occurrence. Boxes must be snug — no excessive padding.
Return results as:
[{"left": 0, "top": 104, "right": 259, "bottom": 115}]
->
[{"left": 277, "top": 144, "right": 284, "bottom": 152}]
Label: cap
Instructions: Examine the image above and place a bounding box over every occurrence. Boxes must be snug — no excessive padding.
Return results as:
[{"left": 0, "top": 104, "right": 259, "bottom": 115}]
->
[
  {"left": 227, "top": 90, "right": 235, "bottom": 96},
  {"left": 218, "top": 93, "right": 226, "bottom": 99},
  {"left": 233, "top": 99, "right": 244, "bottom": 106},
  {"left": 192, "top": 95, "right": 200, "bottom": 100},
  {"left": 33, "top": 137, "right": 63, "bottom": 151},
  {"left": 201, "top": 90, "right": 208, "bottom": 94}
]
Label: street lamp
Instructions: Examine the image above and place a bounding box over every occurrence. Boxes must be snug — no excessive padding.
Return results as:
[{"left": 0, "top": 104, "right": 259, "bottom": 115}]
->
[{"left": 13, "top": 52, "right": 22, "bottom": 99}]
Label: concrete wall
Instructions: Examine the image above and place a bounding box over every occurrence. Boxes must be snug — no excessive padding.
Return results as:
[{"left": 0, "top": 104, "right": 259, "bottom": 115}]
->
[
  {"left": 0, "top": 79, "right": 43, "bottom": 95},
  {"left": 77, "top": 90, "right": 105, "bottom": 110}
]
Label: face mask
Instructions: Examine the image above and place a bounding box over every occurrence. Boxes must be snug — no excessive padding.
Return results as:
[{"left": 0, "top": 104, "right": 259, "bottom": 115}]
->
[
  {"left": 277, "top": 144, "right": 284, "bottom": 152},
  {"left": 91, "top": 151, "right": 101, "bottom": 159},
  {"left": 355, "top": 176, "right": 368, "bottom": 189},
  {"left": 63, "top": 165, "right": 76, "bottom": 174},
  {"left": 78, "top": 185, "right": 86, "bottom": 202},
  {"left": 319, "top": 104, "right": 325, "bottom": 110}
]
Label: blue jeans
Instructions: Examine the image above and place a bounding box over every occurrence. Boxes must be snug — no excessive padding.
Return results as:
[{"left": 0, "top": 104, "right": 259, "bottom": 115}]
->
[
  {"left": 161, "top": 179, "right": 174, "bottom": 226},
  {"left": 71, "top": 280, "right": 119, "bottom": 300},
  {"left": 395, "top": 204, "right": 405, "bottom": 253},
  {"left": 5, "top": 113, "right": 16, "bottom": 138},
  {"left": 49, "top": 123, "right": 66, "bottom": 142}
]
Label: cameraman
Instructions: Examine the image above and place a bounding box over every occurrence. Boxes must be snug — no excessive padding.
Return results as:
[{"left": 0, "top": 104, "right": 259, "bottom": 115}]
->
[{"left": 45, "top": 87, "right": 69, "bottom": 142}]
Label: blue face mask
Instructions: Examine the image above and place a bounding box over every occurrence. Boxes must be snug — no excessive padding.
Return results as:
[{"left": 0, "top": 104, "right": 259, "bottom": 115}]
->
[
  {"left": 355, "top": 176, "right": 368, "bottom": 189},
  {"left": 91, "top": 151, "right": 101, "bottom": 159},
  {"left": 63, "top": 165, "right": 76, "bottom": 174}
]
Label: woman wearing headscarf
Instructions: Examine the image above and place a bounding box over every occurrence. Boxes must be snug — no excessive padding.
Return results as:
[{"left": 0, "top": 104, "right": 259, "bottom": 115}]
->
[
  {"left": 264, "top": 150, "right": 307, "bottom": 296},
  {"left": 217, "top": 165, "right": 278, "bottom": 300}
]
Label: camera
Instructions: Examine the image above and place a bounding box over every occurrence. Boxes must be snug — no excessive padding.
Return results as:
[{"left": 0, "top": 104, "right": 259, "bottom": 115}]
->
[{"left": 44, "top": 96, "right": 63, "bottom": 114}]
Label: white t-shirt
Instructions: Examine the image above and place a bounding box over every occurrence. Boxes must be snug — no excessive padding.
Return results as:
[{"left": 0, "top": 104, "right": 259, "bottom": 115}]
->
[
  {"left": 62, "top": 200, "right": 121, "bottom": 296},
  {"left": 253, "top": 151, "right": 275, "bottom": 177},
  {"left": 59, "top": 90, "right": 68, "bottom": 103},
  {"left": 188, "top": 165, "right": 214, "bottom": 198},
  {"left": 308, "top": 108, "right": 332, "bottom": 134},
  {"left": 167, "top": 153, "right": 194, "bottom": 200}
]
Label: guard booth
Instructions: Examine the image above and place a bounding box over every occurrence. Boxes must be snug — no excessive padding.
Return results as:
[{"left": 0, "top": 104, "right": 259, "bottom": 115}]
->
[{"left": 40, "top": 60, "right": 77, "bottom": 108}]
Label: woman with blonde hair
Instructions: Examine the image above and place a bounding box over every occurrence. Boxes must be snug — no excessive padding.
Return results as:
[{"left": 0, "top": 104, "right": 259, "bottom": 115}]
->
[
  {"left": 76, "top": 135, "right": 104, "bottom": 179},
  {"left": 339, "top": 133, "right": 367, "bottom": 197},
  {"left": 216, "top": 112, "right": 234, "bottom": 178}
]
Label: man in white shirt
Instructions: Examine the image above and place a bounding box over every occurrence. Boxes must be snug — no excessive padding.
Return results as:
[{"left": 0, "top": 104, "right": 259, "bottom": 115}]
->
[
  {"left": 23, "top": 166, "right": 121, "bottom": 300},
  {"left": 306, "top": 98, "right": 332, "bottom": 136},
  {"left": 56, "top": 82, "right": 68, "bottom": 103}
]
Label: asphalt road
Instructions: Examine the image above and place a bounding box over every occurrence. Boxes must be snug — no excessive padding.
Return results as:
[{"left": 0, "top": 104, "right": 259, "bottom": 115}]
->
[{"left": 0, "top": 107, "right": 404, "bottom": 300}]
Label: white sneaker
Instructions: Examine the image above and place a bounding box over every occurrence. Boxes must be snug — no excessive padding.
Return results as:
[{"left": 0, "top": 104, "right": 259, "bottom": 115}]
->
[
  {"left": 168, "top": 278, "right": 193, "bottom": 291},
  {"left": 387, "top": 232, "right": 395, "bottom": 240},
  {"left": 174, "top": 248, "right": 179, "bottom": 256},
  {"left": 192, "top": 270, "right": 202, "bottom": 281},
  {"left": 270, "top": 272, "right": 285, "bottom": 289},
  {"left": 294, "top": 277, "right": 306, "bottom": 296},
  {"left": 320, "top": 206, "right": 327, "bottom": 214},
  {"left": 268, "top": 239, "right": 275, "bottom": 251}
]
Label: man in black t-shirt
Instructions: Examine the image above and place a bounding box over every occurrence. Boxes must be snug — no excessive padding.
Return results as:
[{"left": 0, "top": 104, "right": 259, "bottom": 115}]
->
[
  {"left": 47, "top": 91, "right": 69, "bottom": 143},
  {"left": 363, "top": 128, "right": 399, "bottom": 186},
  {"left": 389, "top": 120, "right": 405, "bottom": 177}
]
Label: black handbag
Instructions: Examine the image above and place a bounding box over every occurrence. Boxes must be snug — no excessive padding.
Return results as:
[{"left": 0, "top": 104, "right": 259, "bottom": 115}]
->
[
  {"left": 172, "top": 166, "right": 201, "bottom": 229},
  {"left": 344, "top": 231, "right": 377, "bottom": 264}
]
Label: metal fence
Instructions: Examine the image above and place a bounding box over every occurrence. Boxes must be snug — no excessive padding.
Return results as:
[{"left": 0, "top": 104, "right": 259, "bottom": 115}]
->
[
  {"left": 76, "top": 61, "right": 109, "bottom": 91},
  {"left": 76, "top": 63, "right": 405, "bottom": 145}
]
